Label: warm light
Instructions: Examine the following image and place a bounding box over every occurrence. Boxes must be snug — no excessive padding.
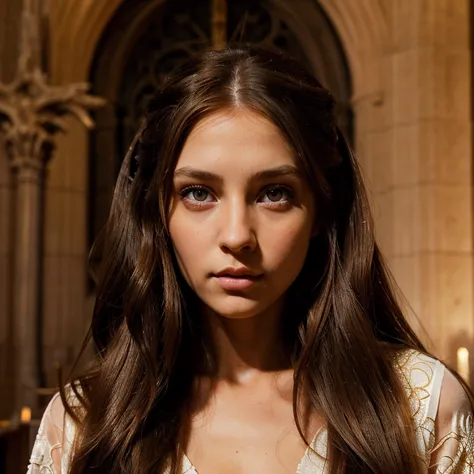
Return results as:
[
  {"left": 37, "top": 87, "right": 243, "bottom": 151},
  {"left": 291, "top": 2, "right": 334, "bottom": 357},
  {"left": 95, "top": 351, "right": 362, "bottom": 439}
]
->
[
  {"left": 20, "top": 407, "right": 31, "bottom": 423},
  {"left": 457, "top": 347, "right": 470, "bottom": 383}
]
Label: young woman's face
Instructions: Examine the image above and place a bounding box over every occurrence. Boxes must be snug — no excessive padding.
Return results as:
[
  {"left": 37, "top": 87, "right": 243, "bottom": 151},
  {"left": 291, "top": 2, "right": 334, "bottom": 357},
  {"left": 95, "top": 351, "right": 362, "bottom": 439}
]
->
[{"left": 169, "top": 109, "right": 315, "bottom": 320}]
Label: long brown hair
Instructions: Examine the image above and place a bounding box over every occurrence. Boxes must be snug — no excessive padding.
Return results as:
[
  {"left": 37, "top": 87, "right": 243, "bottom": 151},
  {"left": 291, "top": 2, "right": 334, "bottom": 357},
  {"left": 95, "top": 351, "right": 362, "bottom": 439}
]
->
[{"left": 63, "top": 47, "right": 468, "bottom": 473}]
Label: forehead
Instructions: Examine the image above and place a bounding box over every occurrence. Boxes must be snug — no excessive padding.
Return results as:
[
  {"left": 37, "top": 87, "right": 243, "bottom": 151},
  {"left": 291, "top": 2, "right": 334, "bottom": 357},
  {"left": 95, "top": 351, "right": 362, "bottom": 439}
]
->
[{"left": 176, "top": 109, "right": 297, "bottom": 172}]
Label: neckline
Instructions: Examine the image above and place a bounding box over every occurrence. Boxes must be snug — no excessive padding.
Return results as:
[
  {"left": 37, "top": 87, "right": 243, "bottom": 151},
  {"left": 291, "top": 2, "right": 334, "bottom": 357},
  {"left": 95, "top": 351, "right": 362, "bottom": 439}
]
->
[{"left": 181, "top": 425, "right": 327, "bottom": 474}]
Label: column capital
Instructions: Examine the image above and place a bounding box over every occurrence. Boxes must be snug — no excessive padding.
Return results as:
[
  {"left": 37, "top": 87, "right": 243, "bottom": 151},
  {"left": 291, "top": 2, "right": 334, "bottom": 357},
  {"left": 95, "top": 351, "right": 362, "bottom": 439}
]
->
[
  {"left": 0, "top": 68, "right": 105, "bottom": 175},
  {"left": 4, "top": 125, "right": 52, "bottom": 176}
]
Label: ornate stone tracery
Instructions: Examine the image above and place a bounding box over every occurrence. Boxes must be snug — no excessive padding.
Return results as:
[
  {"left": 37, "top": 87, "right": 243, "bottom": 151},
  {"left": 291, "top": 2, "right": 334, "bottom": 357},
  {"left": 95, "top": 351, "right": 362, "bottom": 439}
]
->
[
  {"left": 0, "top": 71, "right": 103, "bottom": 171},
  {"left": 117, "top": 0, "right": 321, "bottom": 152}
]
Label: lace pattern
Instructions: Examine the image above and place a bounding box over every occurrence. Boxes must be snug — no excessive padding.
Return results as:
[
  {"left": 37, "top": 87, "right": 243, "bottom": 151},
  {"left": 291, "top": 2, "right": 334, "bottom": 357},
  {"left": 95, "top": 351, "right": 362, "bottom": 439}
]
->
[
  {"left": 27, "top": 421, "right": 60, "bottom": 473},
  {"left": 27, "top": 393, "right": 75, "bottom": 474}
]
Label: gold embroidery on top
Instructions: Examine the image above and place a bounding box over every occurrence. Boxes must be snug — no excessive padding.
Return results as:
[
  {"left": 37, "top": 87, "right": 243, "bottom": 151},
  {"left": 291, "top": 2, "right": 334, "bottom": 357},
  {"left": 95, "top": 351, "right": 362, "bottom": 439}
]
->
[{"left": 395, "top": 350, "right": 474, "bottom": 473}]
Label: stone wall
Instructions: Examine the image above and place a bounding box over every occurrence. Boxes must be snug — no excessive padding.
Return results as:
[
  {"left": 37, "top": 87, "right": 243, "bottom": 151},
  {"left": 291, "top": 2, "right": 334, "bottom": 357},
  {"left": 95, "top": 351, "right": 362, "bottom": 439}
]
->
[
  {"left": 321, "top": 0, "right": 473, "bottom": 364},
  {"left": 382, "top": 1, "right": 472, "bottom": 362}
]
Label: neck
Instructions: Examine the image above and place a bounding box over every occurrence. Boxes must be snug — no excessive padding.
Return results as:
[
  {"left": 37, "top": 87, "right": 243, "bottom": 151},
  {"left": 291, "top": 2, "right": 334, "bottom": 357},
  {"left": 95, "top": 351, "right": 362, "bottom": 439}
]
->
[{"left": 202, "top": 303, "right": 292, "bottom": 383}]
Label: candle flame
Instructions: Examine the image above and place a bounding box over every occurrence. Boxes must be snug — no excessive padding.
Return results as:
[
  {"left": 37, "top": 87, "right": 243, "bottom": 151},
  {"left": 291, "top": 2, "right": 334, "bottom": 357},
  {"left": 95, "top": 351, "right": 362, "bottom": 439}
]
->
[{"left": 20, "top": 406, "right": 31, "bottom": 423}]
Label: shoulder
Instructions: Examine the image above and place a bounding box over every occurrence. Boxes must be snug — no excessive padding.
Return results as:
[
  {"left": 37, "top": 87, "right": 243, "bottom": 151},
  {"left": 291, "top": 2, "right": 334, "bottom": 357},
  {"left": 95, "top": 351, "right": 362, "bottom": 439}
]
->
[
  {"left": 394, "top": 349, "right": 474, "bottom": 468},
  {"left": 395, "top": 348, "right": 443, "bottom": 383},
  {"left": 395, "top": 348, "right": 472, "bottom": 414},
  {"left": 427, "top": 360, "right": 474, "bottom": 471},
  {"left": 395, "top": 349, "right": 445, "bottom": 422},
  {"left": 434, "top": 366, "right": 473, "bottom": 446},
  {"left": 28, "top": 386, "right": 82, "bottom": 473},
  {"left": 43, "top": 392, "right": 68, "bottom": 435},
  {"left": 394, "top": 348, "right": 471, "bottom": 422},
  {"left": 437, "top": 367, "right": 472, "bottom": 425},
  {"left": 43, "top": 383, "right": 83, "bottom": 434},
  {"left": 399, "top": 349, "right": 474, "bottom": 433}
]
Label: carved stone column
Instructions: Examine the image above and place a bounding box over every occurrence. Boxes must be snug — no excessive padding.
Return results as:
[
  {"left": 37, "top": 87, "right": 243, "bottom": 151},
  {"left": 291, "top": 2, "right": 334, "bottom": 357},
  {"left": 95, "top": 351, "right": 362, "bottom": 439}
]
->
[
  {"left": 0, "top": 0, "right": 104, "bottom": 419},
  {"left": 9, "top": 134, "right": 48, "bottom": 413}
]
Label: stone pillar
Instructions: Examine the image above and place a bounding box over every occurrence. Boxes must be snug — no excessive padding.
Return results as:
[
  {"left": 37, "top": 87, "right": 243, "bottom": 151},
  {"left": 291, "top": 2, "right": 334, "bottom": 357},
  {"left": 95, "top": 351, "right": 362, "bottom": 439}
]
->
[
  {"left": 10, "top": 157, "right": 44, "bottom": 414},
  {"left": 0, "top": 131, "right": 15, "bottom": 419},
  {"left": 368, "top": 0, "right": 473, "bottom": 362},
  {"left": 0, "top": 0, "right": 25, "bottom": 420}
]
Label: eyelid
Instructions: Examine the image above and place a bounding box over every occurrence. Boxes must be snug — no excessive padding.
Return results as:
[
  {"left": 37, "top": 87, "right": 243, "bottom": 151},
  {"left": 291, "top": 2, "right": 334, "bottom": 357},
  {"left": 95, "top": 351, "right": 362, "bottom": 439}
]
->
[
  {"left": 261, "top": 183, "right": 294, "bottom": 192},
  {"left": 178, "top": 184, "right": 214, "bottom": 197},
  {"left": 258, "top": 184, "right": 295, "bottom": 201}
]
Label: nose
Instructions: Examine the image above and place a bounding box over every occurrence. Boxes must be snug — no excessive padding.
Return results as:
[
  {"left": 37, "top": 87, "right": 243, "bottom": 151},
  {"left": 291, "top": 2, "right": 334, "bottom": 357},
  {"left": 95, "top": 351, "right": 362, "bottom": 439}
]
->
[{"left": 218, "top": 198, "right": 257, "bottom": 253}]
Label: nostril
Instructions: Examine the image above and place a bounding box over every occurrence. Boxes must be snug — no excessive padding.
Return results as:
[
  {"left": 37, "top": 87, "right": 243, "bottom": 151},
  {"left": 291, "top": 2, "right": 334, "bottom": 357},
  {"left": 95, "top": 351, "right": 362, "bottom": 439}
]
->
[{"left": 219, "top": 241, "right": 256, "bottom": 254}]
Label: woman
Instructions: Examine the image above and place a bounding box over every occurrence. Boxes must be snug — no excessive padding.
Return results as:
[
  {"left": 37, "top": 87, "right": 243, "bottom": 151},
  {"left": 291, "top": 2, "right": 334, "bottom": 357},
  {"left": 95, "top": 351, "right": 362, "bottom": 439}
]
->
[{"left": 28, "top": 47, "right": 473, "bottom": 473}]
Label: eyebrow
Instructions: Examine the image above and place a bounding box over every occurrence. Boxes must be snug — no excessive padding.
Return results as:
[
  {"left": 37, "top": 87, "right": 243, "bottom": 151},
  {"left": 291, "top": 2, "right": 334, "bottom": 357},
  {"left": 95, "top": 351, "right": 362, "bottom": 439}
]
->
[{"left": 173, "top": 164, "right": 302, "bottom": 182}]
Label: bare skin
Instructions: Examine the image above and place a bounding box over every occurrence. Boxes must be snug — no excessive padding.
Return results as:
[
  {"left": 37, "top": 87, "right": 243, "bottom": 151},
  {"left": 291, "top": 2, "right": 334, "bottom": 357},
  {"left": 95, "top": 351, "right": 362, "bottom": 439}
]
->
[
  {"left": 183, "top": 317, "right": 325, "bottom": 474},
  {"left": 169, "top": 109, "right": 323, "bottom": 474}
]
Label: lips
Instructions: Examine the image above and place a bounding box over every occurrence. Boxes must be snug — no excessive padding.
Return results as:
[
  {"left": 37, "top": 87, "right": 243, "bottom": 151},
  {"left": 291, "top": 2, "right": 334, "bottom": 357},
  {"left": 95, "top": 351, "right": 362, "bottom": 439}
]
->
[
  {"left": 213, "top": 267, "right": 263, "bottom": 291},
  {"left": 215, "top": 267, "right": 261, "bottom": 278}
]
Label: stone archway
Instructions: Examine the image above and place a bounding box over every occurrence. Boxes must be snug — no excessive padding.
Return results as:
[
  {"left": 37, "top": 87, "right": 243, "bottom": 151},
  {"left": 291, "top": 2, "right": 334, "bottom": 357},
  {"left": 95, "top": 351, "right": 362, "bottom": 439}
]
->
[
  {"left": 48, "top": 0, "right": 388, "bottom": 92},
  {"left": 40, "top": 0, "right": 392, "bottom": 384},
  {"left": 87, "top": 0, "right": 353, "bottom": 256},
  {"left": 47, "top": 0, "right": 390, "bottom": 244}
]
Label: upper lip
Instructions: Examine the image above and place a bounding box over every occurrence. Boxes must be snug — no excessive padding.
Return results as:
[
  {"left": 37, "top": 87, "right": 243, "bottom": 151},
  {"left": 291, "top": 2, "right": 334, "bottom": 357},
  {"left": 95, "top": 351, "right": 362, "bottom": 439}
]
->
[{"left": 215, "top": 267, "right": 262, "bottom": 278}]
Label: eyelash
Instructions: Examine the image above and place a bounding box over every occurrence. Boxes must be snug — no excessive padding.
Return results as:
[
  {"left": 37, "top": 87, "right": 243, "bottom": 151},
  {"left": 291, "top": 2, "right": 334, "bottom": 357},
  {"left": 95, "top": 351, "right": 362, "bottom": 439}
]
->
[
  {"left": 178, "top": 185, "right": 212, "bottom": 206},
  {"left": 178, "top": 184, "right": 295, "bottom": 208}
]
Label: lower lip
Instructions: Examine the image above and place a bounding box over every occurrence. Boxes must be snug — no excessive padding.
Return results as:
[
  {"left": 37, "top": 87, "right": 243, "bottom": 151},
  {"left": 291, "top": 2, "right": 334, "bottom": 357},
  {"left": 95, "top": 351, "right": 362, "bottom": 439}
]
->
[{"left": 215, "top": 275, "right": 261, "bottom": 291}]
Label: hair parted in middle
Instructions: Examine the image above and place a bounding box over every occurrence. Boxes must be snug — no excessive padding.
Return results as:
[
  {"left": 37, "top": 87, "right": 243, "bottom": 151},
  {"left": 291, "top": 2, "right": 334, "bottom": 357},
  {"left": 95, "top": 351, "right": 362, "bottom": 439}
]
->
[{"left": 62, "top": 46, "right": 441, "bottom": 474}]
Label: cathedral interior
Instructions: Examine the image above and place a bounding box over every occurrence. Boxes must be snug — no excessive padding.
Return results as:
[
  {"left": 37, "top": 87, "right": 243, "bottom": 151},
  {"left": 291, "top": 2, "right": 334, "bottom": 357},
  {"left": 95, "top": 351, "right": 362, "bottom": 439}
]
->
[{"left": 0, "top": 0, "right": 472, "bottom": 471}]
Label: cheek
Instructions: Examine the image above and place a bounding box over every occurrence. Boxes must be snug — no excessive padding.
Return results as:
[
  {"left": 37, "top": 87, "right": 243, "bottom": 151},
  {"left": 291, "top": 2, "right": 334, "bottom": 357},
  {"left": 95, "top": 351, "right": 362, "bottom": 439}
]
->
[
  {"left": 264, "top": 220, "right": 313, "bottom": 275},
  {"left": 169, "top": 216, "right": 209, "bottom": 283}
]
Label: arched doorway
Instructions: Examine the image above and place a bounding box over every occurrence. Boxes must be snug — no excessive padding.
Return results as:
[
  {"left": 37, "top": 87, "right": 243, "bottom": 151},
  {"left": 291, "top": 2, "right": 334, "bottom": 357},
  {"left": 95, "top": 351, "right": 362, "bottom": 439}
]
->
[{"left": 88, "top": 0, "right": 352, "bottom": 266}]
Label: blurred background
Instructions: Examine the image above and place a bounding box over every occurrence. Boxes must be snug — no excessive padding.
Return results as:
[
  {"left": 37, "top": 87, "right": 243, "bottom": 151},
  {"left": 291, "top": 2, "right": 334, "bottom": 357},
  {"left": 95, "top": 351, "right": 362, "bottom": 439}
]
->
[{"left": 0, "top": 0, "right": 472, "bottom": 471}]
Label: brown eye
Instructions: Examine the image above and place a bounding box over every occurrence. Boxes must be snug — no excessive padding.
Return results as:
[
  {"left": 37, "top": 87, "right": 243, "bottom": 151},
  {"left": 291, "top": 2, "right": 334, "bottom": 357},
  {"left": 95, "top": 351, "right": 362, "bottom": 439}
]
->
[
  {"left": 191, "top": 188, "right": 209, "bottom": 202},
  {"left": 179, "top": 185, "right": 214, "bottom": 204},
  {"left": 259, "top": 186, "right": 293, "bottom": 204},
  {"left": 266, "top": 188, "right": 284, "bottom": 202}
]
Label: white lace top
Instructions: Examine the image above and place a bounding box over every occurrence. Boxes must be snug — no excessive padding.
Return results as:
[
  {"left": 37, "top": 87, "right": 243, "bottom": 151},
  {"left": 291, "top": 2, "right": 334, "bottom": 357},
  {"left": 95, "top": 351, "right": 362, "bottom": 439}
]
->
[{"left": 27, "top": 350, "right": 474, "bottom": 473}]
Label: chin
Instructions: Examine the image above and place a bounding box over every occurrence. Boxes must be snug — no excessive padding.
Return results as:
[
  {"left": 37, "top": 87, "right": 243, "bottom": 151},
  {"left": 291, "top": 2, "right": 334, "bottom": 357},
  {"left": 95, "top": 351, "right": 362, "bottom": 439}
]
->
[{"left": 204, "top": 295, "right": 276, "bottom": 320}]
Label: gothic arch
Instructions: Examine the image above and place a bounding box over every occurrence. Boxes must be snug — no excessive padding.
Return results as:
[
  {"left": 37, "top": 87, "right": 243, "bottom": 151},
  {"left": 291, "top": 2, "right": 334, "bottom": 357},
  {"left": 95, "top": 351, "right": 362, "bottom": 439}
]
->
[
  {"left": 40, "top": 0, "right": 395, "bottom": 369},
  {"left": 91, "top": 0, "right": 352, "bottom": 147},
  {"left": 317, "top": 0, "right": 389, "bottom": 100},
  {"left": 85, "top": 0, "right": 353, "bottom": 253},
  {"left": 49, "top": 0, "right": 389, "bottom": 98},
  {"left": 45, "top": 0, "right": 392, "bottom": 295}
]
